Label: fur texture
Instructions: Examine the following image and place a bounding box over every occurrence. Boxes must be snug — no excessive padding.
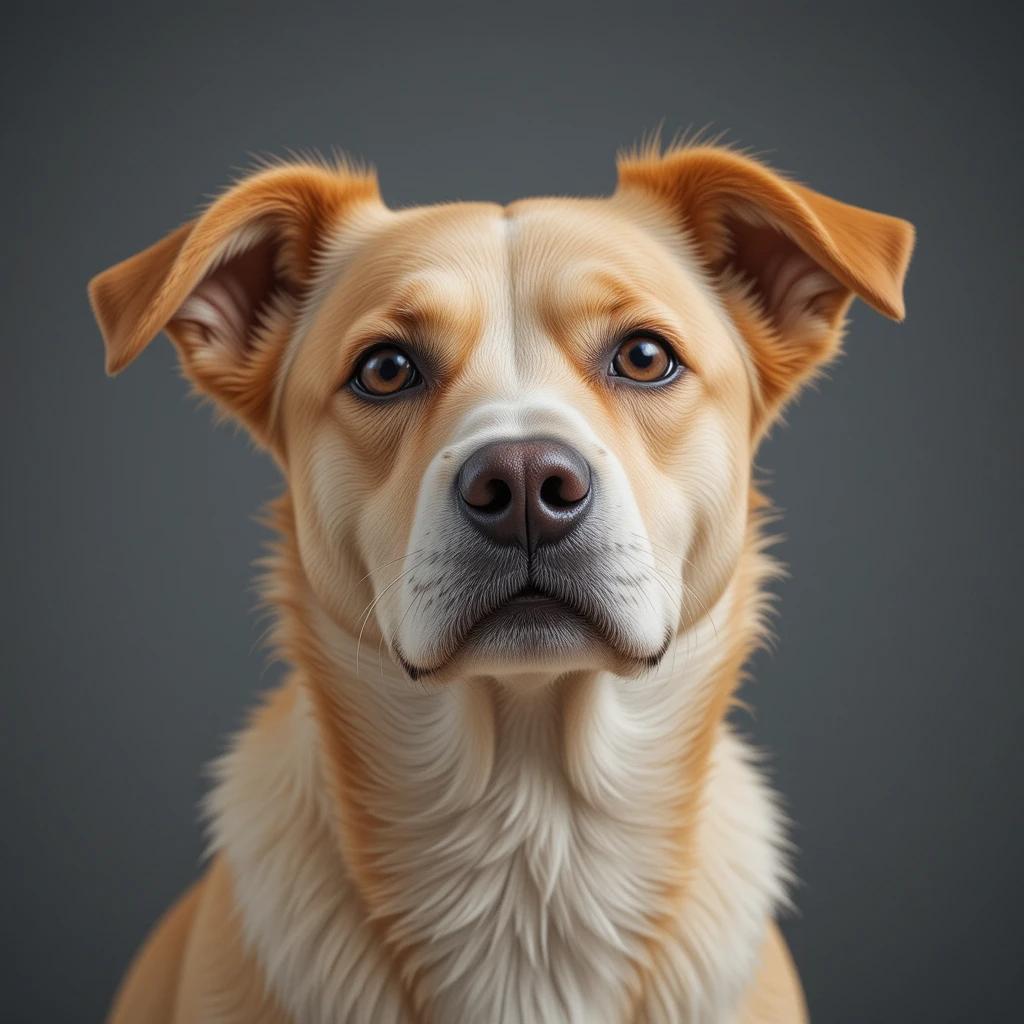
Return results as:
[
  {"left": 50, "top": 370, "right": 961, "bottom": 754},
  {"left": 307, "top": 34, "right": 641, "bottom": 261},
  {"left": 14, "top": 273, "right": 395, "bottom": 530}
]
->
[{"left": 90, "top": 143, "right": 913, "bottom": 1023}]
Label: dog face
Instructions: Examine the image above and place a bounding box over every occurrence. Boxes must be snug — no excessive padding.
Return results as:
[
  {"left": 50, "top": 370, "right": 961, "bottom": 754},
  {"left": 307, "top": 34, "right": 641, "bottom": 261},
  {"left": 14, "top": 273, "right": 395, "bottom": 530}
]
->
[
  {"left": 90, "top": 148, "right": 912, "bottom": 685},
  {"left": 279, "top": 197, "right": 756, "bottom": 682}
]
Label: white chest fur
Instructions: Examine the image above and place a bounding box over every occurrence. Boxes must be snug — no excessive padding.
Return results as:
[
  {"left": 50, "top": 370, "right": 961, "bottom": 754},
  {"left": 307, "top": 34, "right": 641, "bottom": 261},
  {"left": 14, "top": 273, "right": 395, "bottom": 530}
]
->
[{"left": 207, "top": 614, "right": 786, "bottom": 1024}]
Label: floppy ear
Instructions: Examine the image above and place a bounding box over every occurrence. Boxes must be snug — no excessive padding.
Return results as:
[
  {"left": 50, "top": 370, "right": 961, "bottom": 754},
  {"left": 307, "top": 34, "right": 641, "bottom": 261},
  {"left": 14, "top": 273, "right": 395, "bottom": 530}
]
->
[
  {"left": 88, "top": 161, "right": 380, "bottom": 444},
  {"left": 616, "top": 146, "right": 914, "bottom": 429}
]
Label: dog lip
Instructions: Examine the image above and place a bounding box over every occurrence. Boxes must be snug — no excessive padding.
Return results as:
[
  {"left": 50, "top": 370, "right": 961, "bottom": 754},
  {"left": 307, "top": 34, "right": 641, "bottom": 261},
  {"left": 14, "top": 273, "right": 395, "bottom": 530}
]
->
[
  {"left": 502, "top": 584, "right": 559, "bottom": 606},
  {"left": 392, "top": 583, "right": 585, "bottom": 681},
  {"left": 474, "top": 585, "right": 580, "bottom": 622},
  {"left": 394, "top": 581, "right": 667, "bottom": 682}
]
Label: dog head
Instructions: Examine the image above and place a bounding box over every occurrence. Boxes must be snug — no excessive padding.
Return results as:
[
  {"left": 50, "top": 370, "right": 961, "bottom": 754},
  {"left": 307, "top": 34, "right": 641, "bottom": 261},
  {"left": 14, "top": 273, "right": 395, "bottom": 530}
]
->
[{"left": 90, "top": 147, "right": 912, "bottom": 684}]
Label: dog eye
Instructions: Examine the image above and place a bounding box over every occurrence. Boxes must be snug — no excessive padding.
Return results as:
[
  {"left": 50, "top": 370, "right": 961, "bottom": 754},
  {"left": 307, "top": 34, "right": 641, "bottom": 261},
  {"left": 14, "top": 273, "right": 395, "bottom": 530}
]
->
[
  {"left": 609, "top": 333, "right": 679, "bottom": 384},
  {"left": 352, "top": 345, "right": 421, "bottom": 397}
]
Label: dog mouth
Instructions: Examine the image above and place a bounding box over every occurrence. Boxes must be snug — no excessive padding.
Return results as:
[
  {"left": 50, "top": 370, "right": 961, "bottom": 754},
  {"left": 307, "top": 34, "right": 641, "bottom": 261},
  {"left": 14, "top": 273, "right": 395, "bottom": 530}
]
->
[
  {"left": 395, "top": 580, "right": 668, "bottom": 681},
  {"left": 489, "top": 584, "right": 570, "bottom": 610},
  {"left": 466, "top": 584, "right": 594, "bottom": 633}
]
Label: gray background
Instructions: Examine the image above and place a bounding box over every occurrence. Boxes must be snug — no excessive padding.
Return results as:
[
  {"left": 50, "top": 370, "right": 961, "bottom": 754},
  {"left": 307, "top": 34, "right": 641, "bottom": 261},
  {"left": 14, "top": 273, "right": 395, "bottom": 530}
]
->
[{"left": 3, "top": 1, "right": 1021, "bottom": 1020}]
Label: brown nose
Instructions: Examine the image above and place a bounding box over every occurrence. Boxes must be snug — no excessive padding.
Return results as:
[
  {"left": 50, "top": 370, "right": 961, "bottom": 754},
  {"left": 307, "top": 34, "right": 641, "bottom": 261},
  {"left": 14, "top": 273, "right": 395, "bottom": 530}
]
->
[{"left": 457, "top": 439, "right": 592, "bottom": 552}]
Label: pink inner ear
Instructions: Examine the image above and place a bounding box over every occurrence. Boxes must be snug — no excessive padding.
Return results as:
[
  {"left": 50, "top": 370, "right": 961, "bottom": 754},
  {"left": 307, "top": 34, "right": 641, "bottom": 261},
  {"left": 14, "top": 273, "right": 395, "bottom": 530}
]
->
[
  {"left": 725, "top": 217, "right": 844, "bottom": 329},
  {"left": 172, "top": 237, "right": 280, "bottom": 353}
]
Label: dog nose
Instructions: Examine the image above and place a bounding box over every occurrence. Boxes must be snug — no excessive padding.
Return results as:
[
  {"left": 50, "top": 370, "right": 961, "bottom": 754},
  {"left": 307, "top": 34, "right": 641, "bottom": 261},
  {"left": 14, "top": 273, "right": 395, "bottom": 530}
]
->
[{"left": 457, "top": 439, "right": 592, "bottom": 551}]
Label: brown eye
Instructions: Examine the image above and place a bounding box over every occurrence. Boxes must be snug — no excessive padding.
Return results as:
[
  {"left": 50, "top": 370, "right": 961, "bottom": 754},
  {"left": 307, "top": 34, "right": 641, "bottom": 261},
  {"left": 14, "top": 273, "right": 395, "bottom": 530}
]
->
[
  {"left": 610, "top": 333, "right": 678, "bottom": 384},
  {"left": 352, "top": 345, "right": 420, "bottom": 397}
]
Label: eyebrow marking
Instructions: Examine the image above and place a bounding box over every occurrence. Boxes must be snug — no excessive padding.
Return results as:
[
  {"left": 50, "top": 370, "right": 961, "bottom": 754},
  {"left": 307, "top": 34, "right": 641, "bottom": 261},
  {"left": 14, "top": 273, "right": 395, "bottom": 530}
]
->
[
  {"left": 380, "top": 273, "right": 482, "bottom": 336},
  {"left": 546, "top": 267, "right": 639, "bottom": 324}
]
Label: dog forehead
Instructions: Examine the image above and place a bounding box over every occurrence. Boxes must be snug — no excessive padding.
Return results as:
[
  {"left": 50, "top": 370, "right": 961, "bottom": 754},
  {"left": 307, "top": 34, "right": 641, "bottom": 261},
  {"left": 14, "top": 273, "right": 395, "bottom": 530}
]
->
[
  {"left": 335, "top": 195, "right": 690, "bottom": 316},
  {"left": 408, "top": 200, "right": 687, "bottom": 390}
]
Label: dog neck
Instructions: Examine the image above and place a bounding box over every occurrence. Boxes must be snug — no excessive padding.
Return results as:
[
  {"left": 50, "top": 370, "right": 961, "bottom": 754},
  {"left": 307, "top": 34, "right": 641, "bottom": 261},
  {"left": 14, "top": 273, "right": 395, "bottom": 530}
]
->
[{"left": 207, "top": 494, "right": 787, "bottom": 1023}]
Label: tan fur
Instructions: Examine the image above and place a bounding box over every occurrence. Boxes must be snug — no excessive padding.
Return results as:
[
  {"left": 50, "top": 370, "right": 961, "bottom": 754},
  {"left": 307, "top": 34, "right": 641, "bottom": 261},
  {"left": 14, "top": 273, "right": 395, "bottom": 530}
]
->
[
  {"left": 92, "top": 144, "right": 912, "bottom": 1022},
  {"left": 736, "top": 924, "right": 808, "bottom": 1023}
]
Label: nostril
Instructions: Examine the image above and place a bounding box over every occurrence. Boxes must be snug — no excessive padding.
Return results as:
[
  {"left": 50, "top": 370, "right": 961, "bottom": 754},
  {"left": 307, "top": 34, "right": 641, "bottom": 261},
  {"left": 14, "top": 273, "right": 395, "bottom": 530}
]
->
[
  {"left": 475, "top": 478, "right": 513, "bottom": 514},
  {"left": 540, "top": 474, "right": 587, "bottom": 509},
  {"left": 540, "top": 475, "right": 569, "bottom": 509}
]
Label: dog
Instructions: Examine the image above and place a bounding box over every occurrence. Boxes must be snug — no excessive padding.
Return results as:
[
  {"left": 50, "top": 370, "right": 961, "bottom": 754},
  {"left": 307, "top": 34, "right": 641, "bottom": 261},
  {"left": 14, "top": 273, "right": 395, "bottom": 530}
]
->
[{"left": 89, "top": 143, "right": 913, "bottom": 1023}]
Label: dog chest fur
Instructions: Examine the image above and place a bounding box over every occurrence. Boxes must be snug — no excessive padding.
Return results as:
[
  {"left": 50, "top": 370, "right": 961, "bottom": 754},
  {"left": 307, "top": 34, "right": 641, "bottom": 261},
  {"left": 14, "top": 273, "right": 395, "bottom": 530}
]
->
[{"left": 205, "top": 573, "right": 787, "bottom": 1024}]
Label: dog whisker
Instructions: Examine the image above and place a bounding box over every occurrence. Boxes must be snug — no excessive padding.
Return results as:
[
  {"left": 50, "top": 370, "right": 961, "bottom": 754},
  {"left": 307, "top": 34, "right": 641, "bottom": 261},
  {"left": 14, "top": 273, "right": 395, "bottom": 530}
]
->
[
  {"left": 351, "top": 547, "right": 427, "bottom": 593},
  {"left": 355, "top": 554, "right": 435, "bottom": 678}
]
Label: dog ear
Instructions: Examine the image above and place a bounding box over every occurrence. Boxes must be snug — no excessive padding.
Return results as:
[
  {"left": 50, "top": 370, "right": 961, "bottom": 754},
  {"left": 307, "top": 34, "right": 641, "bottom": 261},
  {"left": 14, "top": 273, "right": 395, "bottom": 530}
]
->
[
  {"left": 616, "top": 146, "right": 914, "bottom": 429},
  {"left": 88, "top": 161, "right": 380, "bottom": 444}
]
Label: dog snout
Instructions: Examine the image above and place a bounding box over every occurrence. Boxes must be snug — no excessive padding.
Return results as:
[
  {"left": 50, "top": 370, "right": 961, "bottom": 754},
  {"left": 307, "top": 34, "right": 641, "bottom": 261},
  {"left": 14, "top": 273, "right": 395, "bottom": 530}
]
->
[{"left": 456, "top": 438, "right": 592, "bottom": 553}]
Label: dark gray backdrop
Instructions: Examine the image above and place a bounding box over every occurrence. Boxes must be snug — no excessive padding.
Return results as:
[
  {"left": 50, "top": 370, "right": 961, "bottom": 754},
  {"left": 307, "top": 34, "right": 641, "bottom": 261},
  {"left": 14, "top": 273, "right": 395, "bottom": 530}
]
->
[{"left": 4, "top": 1, "right": 1021, "bottom": 1021}]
